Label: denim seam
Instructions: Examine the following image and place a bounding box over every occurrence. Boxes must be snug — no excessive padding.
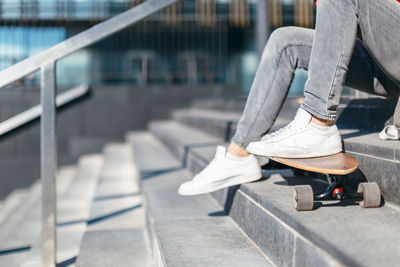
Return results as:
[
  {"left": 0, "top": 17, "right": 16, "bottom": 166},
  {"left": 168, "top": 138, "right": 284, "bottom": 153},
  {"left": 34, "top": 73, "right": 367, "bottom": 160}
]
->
[
  {"left": 326, "top": 22, "right": 348, "bottom": 102},
  {"left": 301, "top": 102, "right": 336, "bottom": 121},
  {"left": 239, "top": 42, "right": 312, "bottom": 146},
  {"left": 324, "top": 1, "right": 358, "bottom": 115}
]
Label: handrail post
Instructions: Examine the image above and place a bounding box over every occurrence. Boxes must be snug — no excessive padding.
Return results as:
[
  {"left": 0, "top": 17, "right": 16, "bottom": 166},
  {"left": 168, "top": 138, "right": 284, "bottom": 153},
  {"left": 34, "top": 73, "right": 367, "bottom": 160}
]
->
[{"left": 41, "top": 61, "right": 58, "bottom": 267}]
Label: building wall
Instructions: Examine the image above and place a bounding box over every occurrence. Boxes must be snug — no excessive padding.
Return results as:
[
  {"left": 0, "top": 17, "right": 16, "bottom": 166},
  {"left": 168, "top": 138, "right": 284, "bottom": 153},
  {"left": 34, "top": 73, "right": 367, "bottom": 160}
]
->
[{"left": 0, "top": 84, "right": 239, "bottom": 199}]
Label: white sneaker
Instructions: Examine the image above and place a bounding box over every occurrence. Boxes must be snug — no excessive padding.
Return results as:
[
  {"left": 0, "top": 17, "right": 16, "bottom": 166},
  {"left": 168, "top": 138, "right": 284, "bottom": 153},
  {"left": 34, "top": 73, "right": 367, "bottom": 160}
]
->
[
  {"left": 178, "top": 146, "right": 262, "bottom": 196},
  {"left": 379, "top": 124, "right": 399, "bottom": 140},
  {"left": 246, "top": 108, "right": 342, "bottom": 158}
]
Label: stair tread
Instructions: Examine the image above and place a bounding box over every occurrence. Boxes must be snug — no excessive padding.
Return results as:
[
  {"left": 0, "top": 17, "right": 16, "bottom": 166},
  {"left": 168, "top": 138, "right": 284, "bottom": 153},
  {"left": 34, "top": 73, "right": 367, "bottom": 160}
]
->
[
  {"left": 0, "top": 164, "right": 77, "bottom": 248},
  {"left": 126, "top": 131, "right": 181, "bottom": 171},
  {"left": 76, "top": 229, "right": 151, "bottom": 267},
  {"left": 129, "top": 132, "right": 272, "bottom": 266},
  {"left": 341, "top": 130, "right": 400, "bottom": 161},
  {"left": 150, "top": 120, "right": 221, "bottom": 144},
  {"left": 0, "top": 165, "right": 79, "bottom": 267},
  {"left": 0, "top": 189, "right": 28, "bottom": 225},
  {"left": 20, "top": 155, "right": 103, "bottom": 267},
  {"left": 172, "top": 105, "right": 400, "bottom": 160},
  {"left": 151, "top": 120, "right": 400, "bottom": 267},
  {"left": 75, "top": 143, "right": 151, "bottom": 267},
  {"left": 170, "top": 107, "right": 400, "bottom": 205}
]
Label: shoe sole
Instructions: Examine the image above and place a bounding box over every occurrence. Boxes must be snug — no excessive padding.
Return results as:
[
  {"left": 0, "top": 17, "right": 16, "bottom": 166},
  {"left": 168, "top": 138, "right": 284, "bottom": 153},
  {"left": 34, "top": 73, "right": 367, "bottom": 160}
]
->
[
  {"left": 246, "top": 146, "right": 342, "bottom": 158},
  {"left": 179, "top": 173, "right": 262, "bottom": 196}
]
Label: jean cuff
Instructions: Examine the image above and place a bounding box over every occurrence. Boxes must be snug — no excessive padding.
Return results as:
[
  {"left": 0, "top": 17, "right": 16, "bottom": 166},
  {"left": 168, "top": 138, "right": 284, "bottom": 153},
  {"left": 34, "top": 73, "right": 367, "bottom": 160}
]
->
[
  {"left": 301, "top": 103, "right": 337, "bottom": 121},
  {"left": 231, "top": 135, "right": 248, "bottom": 149}
]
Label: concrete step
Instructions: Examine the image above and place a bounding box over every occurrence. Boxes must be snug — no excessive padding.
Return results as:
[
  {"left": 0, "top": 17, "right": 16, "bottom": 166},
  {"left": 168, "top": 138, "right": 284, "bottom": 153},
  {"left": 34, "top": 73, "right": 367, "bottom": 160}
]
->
[
  {"left": 171, "top": 106, "right": 400, "bottom": 206},
  {"left": 340, "top": 130, "right": 400, "bottom": 206},
  {"left": 176, "top": 97, "right": 301, "bottom": 142},
  {"left": 0, "top": 164, "right": 78, "bottom": 267},
  {"left": 0, "top": 189, "right": 28, "bottom": 225},
  {"left": 172, "top": 108, "right": 295, "bottom": 143},
  {"left": 75, "top": 143, "right": 152, "bottom": 267},
  {"left": 190, "top": 97, "right": 398, "bottom": 131},
  {"left": 149, "top": 121, "right": 221, "bottom": 166},
  {"left": 0, "top": 182, "right": 41, "bottom": 267},
  {"left": 128, "top": 132, "right": 273, "bottom": 267},
  {"left": 20, "top": 155, "right": 103, "bottom": 267},
  {"left": 150, "top": 120, "right": 400, "bottom": 266},
  {"left": 336, "top": 97, "right": 398, "bottom": 131},
  {"left": 190, "top": 97, "right": 247, "bottom": 112}
]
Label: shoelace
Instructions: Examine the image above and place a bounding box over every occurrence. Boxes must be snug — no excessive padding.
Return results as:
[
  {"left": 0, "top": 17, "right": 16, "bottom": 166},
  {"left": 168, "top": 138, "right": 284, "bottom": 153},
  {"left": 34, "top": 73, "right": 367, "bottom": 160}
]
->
[
  {"left": 270, "top": 124, "right": 294, "bottom": 137},
  {"left": 262, "top": 120, "right": 299, "bottom": 140}
]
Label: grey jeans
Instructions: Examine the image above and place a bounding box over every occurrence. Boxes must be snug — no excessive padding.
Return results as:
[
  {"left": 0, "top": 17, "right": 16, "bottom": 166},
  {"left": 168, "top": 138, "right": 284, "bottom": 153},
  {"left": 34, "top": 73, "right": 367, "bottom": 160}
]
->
[{"left": 232, "top": 0, "right": 400, "bottom": 149}]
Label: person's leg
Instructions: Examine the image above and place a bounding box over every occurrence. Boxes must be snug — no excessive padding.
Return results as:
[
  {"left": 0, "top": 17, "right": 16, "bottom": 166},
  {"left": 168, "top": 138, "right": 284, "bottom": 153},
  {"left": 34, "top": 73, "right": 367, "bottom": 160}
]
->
[
  {"left": 301, "top": 0, "right": 400, "bottom": 120},
  {"left": 231, "top": 27, "right": 314, "bottom": 149},
  {"left": 355, "top": 0, "right": 400, "bottom": 140},
  {"left": 345, "top": 39, "right": 400, "bottom": 98},
  {"left": 246, "top": 0, "right": 358, "bottom": 158},
  {"left": 245, "top": 0, "right": 354, "bottom": 157},
  {"left": 179, "top": 27, "right": 316, "bottom": 195},
  {"left": 356, "top": 0, "right": 400, "bottom": 88},
  {"left": 300, "top": 0, "right": 358, "bottom": 121}
]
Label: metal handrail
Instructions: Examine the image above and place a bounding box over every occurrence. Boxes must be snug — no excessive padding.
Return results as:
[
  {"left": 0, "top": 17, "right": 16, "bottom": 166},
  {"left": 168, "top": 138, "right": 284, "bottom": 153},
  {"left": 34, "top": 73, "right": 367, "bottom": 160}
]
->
[
  {"left": 0, "top": 1, "right": 180, "bottom": 266},
  {"left": 0, "top": 84, "right": 90, "bottom": 137}
]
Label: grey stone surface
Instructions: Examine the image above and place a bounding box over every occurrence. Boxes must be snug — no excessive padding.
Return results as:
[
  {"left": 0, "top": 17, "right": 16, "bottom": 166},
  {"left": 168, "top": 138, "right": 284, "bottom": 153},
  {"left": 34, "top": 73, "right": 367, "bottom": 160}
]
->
[
  {"left": 0, "top": 189, "right": 28, "bottom": 224},
  {"left": 342, "top": 131, "right": 400, "bottom": 161},
  {"left": 155, "top": 218, "right": 271, "bottom": 267},
  {"left": 153, "top": 108, "right": 400, "bottom": 207},
  {"left": 242, "top": 174, "right": 400, "bottom": 264},
  {"left": 129, "top": 132, "right": 271, "bottom": 266},
  {"left": 127, "top": 131, "right": 181, "bottom": 171},
  {"left": 294, "top": 237, "right": 339, "bottom": 267},
  {"left": 57, "top": 105, "right": 86, "bottom": 138},
  {"left": 151, "top": 116, "right": 400, "bottom": 266},
  {"left": 191, "top": 95, "right": 301, "bottom": 114},
  {"left": 0, "top": 84, "right": 237, "bottom": 200},
  {"left": 171, "top": 97, "right": 300, "bottom": 142},
  {"left": 191, "top": 97, "right": 247, "bottom": 112},
  {"left": 75, "top": 143, "right": 152, "bottom": 267},
  {"left": 172, "top": 108, "right": 241, "bottom": 142},
  {"left": 0, "top": 157, "right": 40, "bottom": 199},
  {"left": 0, "top": 181, "right": 41, "bottom": 251},
  {"left": 76, "top": 230, "right": 151, "bottom": 267},
  {"left": 149, "top": 120, "right": 221, "bottom": 165},
  {"left": 86, "top": 144, "right": 144, "bottom": 232},
  {"left": 0, "top": 165, "right": 79, "bottom": 267},
  {"left": 241, "top": 177, "right": 400, "bottom": 267},
  {"left": 347, "top": 151, "right": 400, "bottom": 206},
  {"left": 229, "top": 191, "right": 295, "bottom": 267},
  {"left": 339, "top": 130, "right": 400, "bottom": 206},
  {"left": 68, "top": 136, "right": 120, "bottom": 158},
  {"left": 83, "top": 105, "right": 146, "bottom": 136},
  {"left": 336, "top": 98, "right": 398, "bottom": 131},
  {"left": 21, "top": 154, "right": 103, "bottom": 267}
]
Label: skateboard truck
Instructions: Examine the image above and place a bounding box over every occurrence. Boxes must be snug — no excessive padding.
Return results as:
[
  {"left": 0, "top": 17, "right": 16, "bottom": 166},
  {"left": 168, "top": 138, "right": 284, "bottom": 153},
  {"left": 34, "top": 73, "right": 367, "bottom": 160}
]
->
[
  {"left": 265, "top": 153, "right": 382, "bottom": 211},
  {"left": 294, "top": 174, "right": 381, "bottom": 211}
]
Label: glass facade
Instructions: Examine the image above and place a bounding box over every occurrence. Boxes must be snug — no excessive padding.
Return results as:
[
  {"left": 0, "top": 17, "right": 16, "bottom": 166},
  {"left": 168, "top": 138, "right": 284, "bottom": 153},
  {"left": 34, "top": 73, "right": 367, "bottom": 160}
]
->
[
  {"left": 0, "top": 0, "right": 316, "bottom": 94},
  {"left": 0, "top": 0, "right": 128, "bottom": 20}
]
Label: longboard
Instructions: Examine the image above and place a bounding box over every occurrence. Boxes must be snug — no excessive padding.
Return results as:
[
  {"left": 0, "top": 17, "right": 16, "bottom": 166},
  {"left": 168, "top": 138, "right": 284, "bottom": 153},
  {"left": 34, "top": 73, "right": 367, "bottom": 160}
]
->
[
  {"left": 271, "top": 152, "right": 359, "bottom": 176},
  {"left": 267, "top": 153, "right": 381, "bottom": 211}
]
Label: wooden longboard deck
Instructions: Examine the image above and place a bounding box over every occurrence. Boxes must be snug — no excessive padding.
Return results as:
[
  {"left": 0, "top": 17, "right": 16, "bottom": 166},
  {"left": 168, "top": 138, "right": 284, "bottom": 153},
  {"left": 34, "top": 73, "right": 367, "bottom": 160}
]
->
[{"left": 270, "top": 153, "right": 359, "bottom": 175}]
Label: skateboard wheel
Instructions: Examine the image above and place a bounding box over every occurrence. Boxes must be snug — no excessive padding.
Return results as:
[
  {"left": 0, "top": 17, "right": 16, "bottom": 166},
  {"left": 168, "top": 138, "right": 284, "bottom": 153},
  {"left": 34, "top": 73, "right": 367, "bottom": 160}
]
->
[
  {"left": 293, "top": 185, "right": 314, "bottom": 211},
  {"left": 357, "top": 182, "right": 381, "bottom": 208}
]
